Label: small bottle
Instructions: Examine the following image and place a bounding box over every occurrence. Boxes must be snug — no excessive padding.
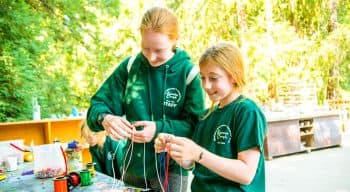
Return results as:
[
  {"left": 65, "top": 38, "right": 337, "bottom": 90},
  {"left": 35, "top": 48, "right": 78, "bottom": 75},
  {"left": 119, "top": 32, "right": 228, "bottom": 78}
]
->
[
  {"left": 71, "top": 106, "right": 78, "bottom": 117},
  {"left": 32, "top": 97, "right": 41, "bottom": 120}
]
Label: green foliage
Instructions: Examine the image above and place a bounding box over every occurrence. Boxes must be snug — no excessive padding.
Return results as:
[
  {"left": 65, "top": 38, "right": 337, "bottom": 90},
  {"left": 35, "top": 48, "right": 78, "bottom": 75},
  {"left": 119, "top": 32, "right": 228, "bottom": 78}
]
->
[
  {"left": 273, "top": 0, "right": 331, "bottom": 37},
  {"left": 0, "top": 0, "right": 49, "bottom": 121},
  {"left": 0, "top": 0, "right": 350, "bottom": 122}
]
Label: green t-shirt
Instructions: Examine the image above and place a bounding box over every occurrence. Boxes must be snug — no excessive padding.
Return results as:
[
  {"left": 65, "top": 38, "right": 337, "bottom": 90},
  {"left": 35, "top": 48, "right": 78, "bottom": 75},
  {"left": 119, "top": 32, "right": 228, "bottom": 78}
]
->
[
  {"left": 89, "top": 136, "right": 126, "bottom": 178},
  {"left": 191, "top": 95, "right": 267, "bottom": 192}
]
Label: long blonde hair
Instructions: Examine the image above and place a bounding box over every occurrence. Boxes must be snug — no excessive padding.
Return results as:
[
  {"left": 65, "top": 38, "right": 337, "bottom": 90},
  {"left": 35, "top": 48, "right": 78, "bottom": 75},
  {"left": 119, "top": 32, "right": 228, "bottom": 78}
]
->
[
  {"left": 199, "top": 42, "right": 246, "bottom": 118},
  {"left": 140, "top": 6, "right": 179, "bottom": 49},
  {"left": 80, "top": 121, "right": 106, "bottom": 149}
]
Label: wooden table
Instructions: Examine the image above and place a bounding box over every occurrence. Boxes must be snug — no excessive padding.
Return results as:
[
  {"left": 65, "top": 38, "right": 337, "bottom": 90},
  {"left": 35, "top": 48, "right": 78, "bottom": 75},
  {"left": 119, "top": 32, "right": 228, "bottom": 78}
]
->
[{"left": 0, "top": 162, "right": 143, "bottom": 191}]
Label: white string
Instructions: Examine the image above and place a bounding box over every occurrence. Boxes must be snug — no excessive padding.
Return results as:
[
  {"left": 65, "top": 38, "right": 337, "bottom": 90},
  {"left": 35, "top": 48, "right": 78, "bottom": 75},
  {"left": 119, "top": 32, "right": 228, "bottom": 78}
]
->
[
  {"left": 120, "top": 134, "right": 134, "bottom": 183},
  {"left": 121, "top": 141, "right": 134, "bottom": 181},
  {"left": 111, "top": 140, "right": 121, "bottom": 189},
  {"left": 154, "top": 150, "right": 165, "bottom": 192},
  {"left": 116, "top": 139, "right": 181, "bottom": 192},
  {"left": 180, "top": 160, "right": 183, "bottom": 192},
  {"left": 112, "top": 138, "right": 183, "bottom": 192},
  {"left": 107, "top": 126, "right": 184, "bottom": 192},
  {"left": 143, "top": 142, "right": 148, "bottom": 190},
  {"left": 109, "top": 131, "right": 150, "bottom": 191},
  {"left": 153, "top": 138, "right": 184, "bottom": 192}
]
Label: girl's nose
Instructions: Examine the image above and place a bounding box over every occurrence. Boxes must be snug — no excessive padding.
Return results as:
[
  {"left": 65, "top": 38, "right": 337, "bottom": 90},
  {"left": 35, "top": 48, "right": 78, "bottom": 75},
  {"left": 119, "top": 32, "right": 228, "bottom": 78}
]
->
[{"left": 202, "top": 80, "right": 210, "bottom": 90}]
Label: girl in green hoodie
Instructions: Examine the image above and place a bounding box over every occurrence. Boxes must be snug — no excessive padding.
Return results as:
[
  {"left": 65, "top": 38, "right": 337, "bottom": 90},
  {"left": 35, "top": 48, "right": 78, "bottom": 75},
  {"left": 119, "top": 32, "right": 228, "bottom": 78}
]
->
[
  {"left": 86, "top": 6, "right": 205, "bottom": 191},
  {"left": 155, "top": 42, "right": 267, "bottom": 192}
]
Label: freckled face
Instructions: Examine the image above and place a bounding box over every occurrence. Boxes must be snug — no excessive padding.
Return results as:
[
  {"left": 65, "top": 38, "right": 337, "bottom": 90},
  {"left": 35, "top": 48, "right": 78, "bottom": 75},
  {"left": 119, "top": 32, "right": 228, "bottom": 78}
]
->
[
  {"left": 141, "top": 29, "right": 176, "bottom": 67},
  {"left": 200, "top": 64, "right": 235, "bottom": 107}
]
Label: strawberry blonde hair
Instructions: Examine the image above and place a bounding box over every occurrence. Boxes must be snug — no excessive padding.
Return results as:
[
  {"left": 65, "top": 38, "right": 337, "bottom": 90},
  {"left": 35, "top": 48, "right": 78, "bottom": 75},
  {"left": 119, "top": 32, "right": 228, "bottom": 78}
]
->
[
  {"left": 199, "top": 42, "right": 246, "bottom": 118},
  {"left": 140, "top": 7, "right": 179, "bottom": 49}
]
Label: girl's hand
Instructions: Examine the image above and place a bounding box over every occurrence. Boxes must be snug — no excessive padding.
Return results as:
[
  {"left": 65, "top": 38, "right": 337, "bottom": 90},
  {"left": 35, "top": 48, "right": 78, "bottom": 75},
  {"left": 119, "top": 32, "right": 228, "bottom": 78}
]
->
[
  {"left": 154, "top": 133, "right": 174, "bottom": 153},
  {"left": 131, "top": 121, "right": 157, "bottom": 143},
  {"left": 168, "top": 137, "right": 202, "bottom": 162},
  {"left": 102, "top": 114, "right": 133, "bottom": 141}
]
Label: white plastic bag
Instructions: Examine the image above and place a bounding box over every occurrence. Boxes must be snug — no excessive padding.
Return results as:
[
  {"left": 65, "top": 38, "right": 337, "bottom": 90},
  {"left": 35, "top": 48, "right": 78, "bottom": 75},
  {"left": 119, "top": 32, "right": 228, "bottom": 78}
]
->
[{"left": 33, "top": 143, "right": 67, "bottom": 178}]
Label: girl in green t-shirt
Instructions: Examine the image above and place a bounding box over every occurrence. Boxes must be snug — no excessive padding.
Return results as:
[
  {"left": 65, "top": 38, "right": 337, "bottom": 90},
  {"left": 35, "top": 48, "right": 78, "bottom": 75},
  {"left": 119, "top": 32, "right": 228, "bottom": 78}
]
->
[
  {"left": 81, "top": 122, "right": 124, "bottom": 179},
  {"left": 155, "top": 42, "right": 267, "bottom": 192}
]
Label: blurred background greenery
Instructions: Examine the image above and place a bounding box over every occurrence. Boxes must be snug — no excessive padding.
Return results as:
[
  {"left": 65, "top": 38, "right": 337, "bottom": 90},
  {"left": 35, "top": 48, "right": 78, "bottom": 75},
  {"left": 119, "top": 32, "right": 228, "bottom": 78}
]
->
[{"left": 1, "top": 0, "right": 349, "bottom": 122}]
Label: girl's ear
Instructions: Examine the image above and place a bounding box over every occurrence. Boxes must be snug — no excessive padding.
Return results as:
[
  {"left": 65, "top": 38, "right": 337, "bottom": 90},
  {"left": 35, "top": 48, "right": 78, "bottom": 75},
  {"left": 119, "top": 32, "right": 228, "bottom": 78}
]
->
[
  {"left": 232, "top": 71, "right": 242, "bottom": 85},
  {"left": 172, "top": 39, "right": 178, "bottom": 50},
  {"left": 230, "top": 75, "right": 236, "bottom": 85}
]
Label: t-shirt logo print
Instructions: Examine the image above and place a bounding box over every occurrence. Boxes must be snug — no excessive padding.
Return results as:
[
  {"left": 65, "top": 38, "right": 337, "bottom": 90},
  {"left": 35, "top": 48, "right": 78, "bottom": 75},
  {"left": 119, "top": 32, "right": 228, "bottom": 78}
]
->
[
  {"left": 213, "top": 125, "right": 232, "bottom": 144},
  {"left": 164, "top": 88, "right": 181, "bottom": 108}
]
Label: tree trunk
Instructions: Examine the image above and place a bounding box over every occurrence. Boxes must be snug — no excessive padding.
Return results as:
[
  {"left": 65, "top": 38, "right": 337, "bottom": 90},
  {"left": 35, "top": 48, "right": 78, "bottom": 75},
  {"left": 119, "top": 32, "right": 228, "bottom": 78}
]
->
[
  {"left": 328, "top": 0, "right": 338, "bottom": 32},
  {"left": 326, "top": 0, "right": 339, "bottom": 99}
]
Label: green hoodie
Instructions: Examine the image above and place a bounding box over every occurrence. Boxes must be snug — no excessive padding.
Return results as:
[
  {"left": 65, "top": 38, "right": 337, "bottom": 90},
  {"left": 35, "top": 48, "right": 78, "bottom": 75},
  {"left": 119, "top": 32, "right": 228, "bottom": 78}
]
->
[{"left": 87, "top": 48, "right": 205, "bottom": 179}]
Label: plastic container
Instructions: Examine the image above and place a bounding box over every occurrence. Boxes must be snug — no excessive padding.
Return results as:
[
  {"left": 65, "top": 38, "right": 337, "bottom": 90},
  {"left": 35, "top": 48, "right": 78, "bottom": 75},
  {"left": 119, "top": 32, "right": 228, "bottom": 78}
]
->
[{"left": 66, "top": 148, "right": 82, "bottom": 172}]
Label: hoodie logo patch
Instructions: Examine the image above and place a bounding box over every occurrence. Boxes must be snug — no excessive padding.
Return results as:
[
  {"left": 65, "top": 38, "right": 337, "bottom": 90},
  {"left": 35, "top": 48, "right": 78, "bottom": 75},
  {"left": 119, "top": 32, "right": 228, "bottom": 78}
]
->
[
  {"left": 213, "top": 125, "right": 231, "bottom": 145},
  {"left": 164, "top": 88, "right": 181, "bottom": 108}
]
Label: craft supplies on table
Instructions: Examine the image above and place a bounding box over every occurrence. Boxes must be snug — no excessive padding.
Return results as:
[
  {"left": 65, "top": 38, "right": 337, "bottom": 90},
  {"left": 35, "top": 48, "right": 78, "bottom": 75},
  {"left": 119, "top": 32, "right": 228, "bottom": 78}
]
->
[{"left": 0, "top": 162, "right": 146, "bottom": 191}]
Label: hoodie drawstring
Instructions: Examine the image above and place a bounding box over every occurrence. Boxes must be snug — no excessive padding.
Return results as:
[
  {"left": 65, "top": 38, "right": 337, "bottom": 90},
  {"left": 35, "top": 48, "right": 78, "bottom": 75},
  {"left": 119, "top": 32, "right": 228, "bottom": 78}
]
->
[
  {"left": 147, "top": 69, "right": 155, "bottom": 121},
  {"left": 163, "top": 65, "right": 169, "bottom": 121},
  {"left": 147, "top": 65, "right": 168, "bottom": 121}
]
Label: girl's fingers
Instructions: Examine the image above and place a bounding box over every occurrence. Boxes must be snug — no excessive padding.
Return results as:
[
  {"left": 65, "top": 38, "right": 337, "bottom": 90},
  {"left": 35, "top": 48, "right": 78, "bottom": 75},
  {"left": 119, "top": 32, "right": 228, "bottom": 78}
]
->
[
  {"left": 130, "top": 135, "right": 145, "bottom": 143},
  {"left": 115, "top": 128, "right": 129, "bottom": 138},
  {"left": 109, "top": 129, "right": 125, "bottom": 141},
  {"left": 169, "top": 150, "right": 182, "bottom": 159},
  {"left": 120, "top": 118, "right": 134, "bottom": 129},
  {"left": 170, "top": 137, "right": 185, "bottom": 145}
]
